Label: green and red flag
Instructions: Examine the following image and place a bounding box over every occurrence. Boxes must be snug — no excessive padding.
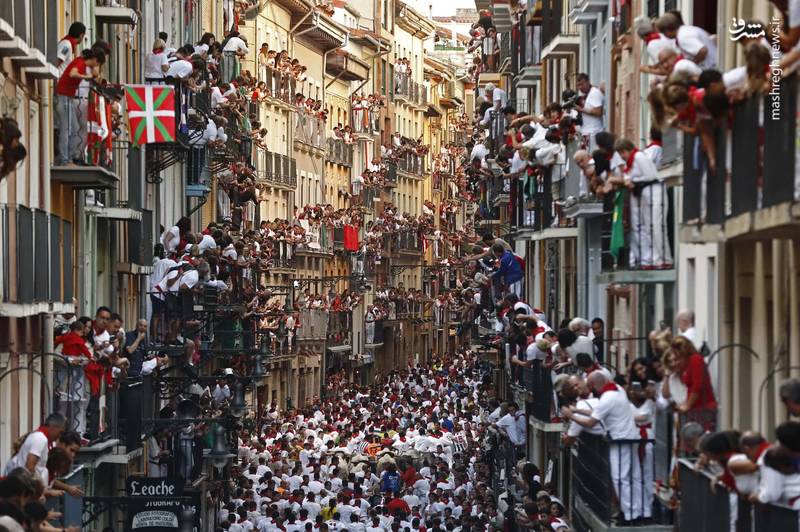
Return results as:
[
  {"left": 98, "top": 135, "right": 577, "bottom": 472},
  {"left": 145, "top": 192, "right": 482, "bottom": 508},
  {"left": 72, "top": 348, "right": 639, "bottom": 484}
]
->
[
  {"left": 609, "top": 189, "right": 626, "bottom": 262},
  {"left": 125, "top": 84, "right": 176, "bottom": 145}
]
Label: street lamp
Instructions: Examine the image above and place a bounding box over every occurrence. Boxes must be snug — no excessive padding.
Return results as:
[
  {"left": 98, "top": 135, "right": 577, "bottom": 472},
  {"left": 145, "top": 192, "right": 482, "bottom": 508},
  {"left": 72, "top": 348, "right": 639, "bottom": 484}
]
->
[
  {"left": 230, "top": 380, "right": 247, "bottom": 416},
  {"left": 205, "top": 424, "right": 235, "bottom": 474}
]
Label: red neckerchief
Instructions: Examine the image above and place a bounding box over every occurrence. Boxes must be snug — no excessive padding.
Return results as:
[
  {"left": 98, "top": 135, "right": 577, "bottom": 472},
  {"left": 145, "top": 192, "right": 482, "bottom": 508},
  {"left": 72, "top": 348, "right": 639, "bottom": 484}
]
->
[
  {"left": 624, "top": 148, "right": 639, "bottom": 172},
  {"left": 36, "top": 426, "right": 56, "bottom": 449},
  {"left": 675, "top": 54, "right": 685, "bottom": 62},
  {"left": 598, "top": 382, "right": 619, "bottom": 396},
  {"left": 646, "top": 140, "right": 663, "bottom": 148},
  {"left": 153, "top": 48, "right": 164, "bottom": 53},
  {"left": 644, "top": 32, "right": 661, "bottom": 43},
  {"left": 586, "top": 363, "right": 602, "bottom": 375},
  {"left": 753, "top": 441, "right": 770, "bottom": 460},
  {"left": 63, "top": 35, "right": 80, "bottom": 54}
]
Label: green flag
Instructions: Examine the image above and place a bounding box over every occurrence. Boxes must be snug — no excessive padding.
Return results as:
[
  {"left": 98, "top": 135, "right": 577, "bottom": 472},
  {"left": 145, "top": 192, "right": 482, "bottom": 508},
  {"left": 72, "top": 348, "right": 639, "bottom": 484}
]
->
[{"left": 609, "top": 189, "right": 626, "bottom": 262}]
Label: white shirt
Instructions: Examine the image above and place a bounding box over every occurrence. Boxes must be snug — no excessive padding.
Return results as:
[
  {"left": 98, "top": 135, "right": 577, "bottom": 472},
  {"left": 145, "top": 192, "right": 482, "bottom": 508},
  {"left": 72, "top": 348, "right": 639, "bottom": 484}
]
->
[
  {"left": 56, "top": 38, "right": 76, "bottom": 76},
  {"left": 565, "top": 335, "right": 596, "bottom": 362},
  {"left": 162, "top": 225, "right": 181, "bottom": 253},
  {"left": 496, "top": 412, "right": 524, "bottom": 445},
  {"left": 166, "top": 59, "right": 193, "bottom": 79},
  {"left": 180, "top": 269, "right": 200, "bottom": 289},
  {"left": 644, "top": 143, "right": 663, "bottom": 169},
  {"left": 197, "top": 234, "right": 217, "bottom": 253},
  {"left": 679, "top": 326, "right": 700, "bottom": 351},
  {"left": 567, "top": 398, "right": 605, "bottom": 437},
  {"left": 676, "top": 25, "right": 717, "bottom": 69},
  {"left": 626, "top": 151, "right": 659, "bottom": 184},
  {"left": 757, "top": 462, "right": 800, "bottom": 508},
  {"left": 3, "top": 430, "right": 49, "bottom": 484},
  {"left": 470, "top": 143, "right": 488, "bottom": 162},
  {"left": 580, "top": 86, "right": 604, "bottom": 135},
  {"left": 151, "top": 258, "right": 178, "bottom": 290},
  {"left": 223, "top": 36, "right": 250, "bottom": 54},
  {"left": 645, "top": 34, "right": 677, "bottom": 65},
  {"left": 672, "top": 58, "right": 703, "bottom": 78},
  {"left": 145, "top": 52, "right": 169, "bottom": 80},
  {"left": 590, "top": 384, "right": 640, "bottom": 440}
]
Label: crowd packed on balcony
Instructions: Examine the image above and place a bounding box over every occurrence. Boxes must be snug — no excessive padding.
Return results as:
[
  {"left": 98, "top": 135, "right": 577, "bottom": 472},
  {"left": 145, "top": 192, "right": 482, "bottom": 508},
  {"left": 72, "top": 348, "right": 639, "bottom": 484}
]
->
[{"left": 351, "top": 93, "right": 386, "bottom": 134}]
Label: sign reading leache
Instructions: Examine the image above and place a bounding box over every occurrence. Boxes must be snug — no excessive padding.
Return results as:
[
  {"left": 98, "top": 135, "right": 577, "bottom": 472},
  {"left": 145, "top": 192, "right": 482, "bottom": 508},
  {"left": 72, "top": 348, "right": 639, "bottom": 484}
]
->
[{"left": 125, "top": 477, "right": 200, "bottom": 532}]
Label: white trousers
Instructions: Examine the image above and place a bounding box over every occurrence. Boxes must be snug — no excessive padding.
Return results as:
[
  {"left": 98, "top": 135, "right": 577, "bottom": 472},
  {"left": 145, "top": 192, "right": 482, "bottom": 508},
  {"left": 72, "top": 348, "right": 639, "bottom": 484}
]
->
[
  {"left": 641, "top": 442, "right": 654, "bottom": 518},
  {"left": 608, "top": 442, "right": 643, "bottom": 521},
  {"left": 629, "top": 184, "right": 672, "bottom": 268}
]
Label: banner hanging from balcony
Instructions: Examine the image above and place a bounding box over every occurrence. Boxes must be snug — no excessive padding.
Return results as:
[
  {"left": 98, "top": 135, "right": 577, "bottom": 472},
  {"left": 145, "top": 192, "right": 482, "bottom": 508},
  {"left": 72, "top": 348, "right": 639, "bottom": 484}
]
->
[{"left": 125, "top": 85, "right": 176, "bottom": 145}]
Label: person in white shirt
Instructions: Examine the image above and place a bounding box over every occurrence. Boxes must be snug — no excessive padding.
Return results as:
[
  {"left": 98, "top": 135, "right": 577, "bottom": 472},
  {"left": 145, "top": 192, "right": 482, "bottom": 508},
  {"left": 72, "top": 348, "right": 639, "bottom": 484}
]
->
[
  {"left": 166, "top": 47, "right": 194, "bottom": 79},
  {"left": 56, "top": 22, "right": 85, "bottom": 76},
  {"left": 616, "top": 137, "right": 672, "bottom": 269},
  {"left": 576, "top": 73, "right": 604, "bottom": 151},
  {"left": 2, "top": 413, "right": 66, "bottom": 488},
  {"left": 656, "top": 47, "right": 702, "bottom": 80},
  {"left": 223, "top": 32, "right": 250, "bottom": 55},
  {"left": 634, "top": 17, "right": 677, "bottom": 78},
  {"left": 145, "top": 38, "right": 170, "bottom": 81},
  {"left": 643, "top": 127, "right": 663, "bottom": 169},
  {"left": 562, "top": 372, "right": 643, "bottom": 523},
  {"left": 675, "top": 309, "right": 699, "bottom": 350},
  {"left": 656, "top": 13, "right": 717, "bottom": 69},
  {"left": 495, "top": 402, "right": 525, "bottom": 447}
]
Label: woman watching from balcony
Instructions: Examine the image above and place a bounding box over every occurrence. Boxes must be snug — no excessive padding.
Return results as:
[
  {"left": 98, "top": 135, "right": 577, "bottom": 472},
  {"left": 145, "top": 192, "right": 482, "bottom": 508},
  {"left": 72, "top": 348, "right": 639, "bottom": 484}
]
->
[
  {"left": 670, "top": 336, "right": 717, "bottom": 430},
  {"left": 145, "top": 38, "right": 170, "bottom": 82}
]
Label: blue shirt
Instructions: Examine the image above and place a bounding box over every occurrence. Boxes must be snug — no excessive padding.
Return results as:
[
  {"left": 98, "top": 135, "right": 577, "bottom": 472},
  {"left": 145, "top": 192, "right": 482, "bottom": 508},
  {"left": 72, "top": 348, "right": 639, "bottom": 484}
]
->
[{"left": 496, "top": 250, "right": 523, "bottom": 284}]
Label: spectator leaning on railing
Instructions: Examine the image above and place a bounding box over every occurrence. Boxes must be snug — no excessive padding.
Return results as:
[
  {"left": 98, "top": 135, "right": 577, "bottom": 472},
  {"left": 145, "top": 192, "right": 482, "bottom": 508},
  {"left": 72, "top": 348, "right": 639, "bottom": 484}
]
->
[{"left": 54, "top": 49, "right": 102, "bottom": 166}]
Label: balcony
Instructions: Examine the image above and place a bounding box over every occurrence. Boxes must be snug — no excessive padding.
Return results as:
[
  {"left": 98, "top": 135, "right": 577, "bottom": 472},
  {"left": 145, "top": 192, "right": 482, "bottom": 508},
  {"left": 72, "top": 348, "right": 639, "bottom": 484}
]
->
[
  {"left": 255, "top": 149, "right": 297, "bottom": 189},
  {"left": 351, "top": 104, "right": 380, "bottom": 136},
  {"left": 325, "top": 49, "right": 369, "bottom": 81},
  {"left": 0, "top": 205, "right": 73, "bottom": 311},
  {"left": 396, "top": 152, "right": 426, "bottom": 178},
  {"left": 682, "top": 76, "right": 800, "bottom": 242},
  {"left": 294, "top": 113, "right": 326, "bottom": 153},
  {"left": 677, "top": 459, "right": 798, "bottom": 532},
  {"left": 596, "top": 185, "right": 676, "bottom": 285},
  {"left": 325, "top": 137, "right": 354, "bottom": 167},
  {"left": 86, "top": 144, "right": 146, "bottom": 222},
  {"left": 395, "top": 230, "right": 421, "bottom": 255},
  {"left": 14, "top": 48, "right": 58, "bottom": 80},
  {"left": 327, "top": 311, "right": 352, "bottom": 352},
  {"left": 262, "top": 67, "right": 296, "bottom": 108},
  {"left": 568, "top": 0, "right": 608, "bottom": 24},
  {"left": 386, "top": 163, "right": 398, "bottom": 187},
  {"left": 393, "top": 74, "right": 427, "bottom": 108},
  {"left": 570, "top": 433, "right": 673, "bottom": 530},
  {"left": 365, "top": 319, "right": 385, "bottom": 348},
  {"left": 295, "top": 224, "right": 335, "bottom": 256},
  {"left": 95, "top": 0, "right": 138, "bottom": 26},
  {"left": 297, "top": 309, "right": 329, "bottom": 341},
  {"left": 293, "top": 11, "right": 347, "bottom": 51},
  {"left": 541, "top": 0, "right": 580, "bottom": 58}
]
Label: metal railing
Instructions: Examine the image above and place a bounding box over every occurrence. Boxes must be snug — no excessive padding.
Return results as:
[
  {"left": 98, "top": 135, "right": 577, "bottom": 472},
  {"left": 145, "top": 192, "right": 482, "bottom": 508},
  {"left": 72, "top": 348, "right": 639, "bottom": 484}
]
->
[
  {"left": 677, "top": 459, "right": 799, "bottom": 532},
  {"left": 393, "top": 73, "right": 426, "bottom": 106},
  {"left": 327, "top": 310, "right": 352, "bottom": 348},
  {"left": 294, "top": 113, "right": 325, "bottom": 149},
  {"left": 255, "top": 150, "right": 297, "bottom": 188},
  {"left": 601, "top": 185, "right": 674, "bottom": 271},
  {"left": 351, "top": 105, "right": 380, "bottom": 135},
  {"left": 397, "top": 152, "right": 426, "bottom": 176},
  {"left": 261, "top": 67, "right": 297, "bottom": 106},
  {"left": 685, "top": 75, "right": 798, "bottom": 225},
  {"left": 572, "top": 433, "right": 667, "bottom": 526},
  {"left": 326, "top": 137, "right": 354, "bottom": 166}
]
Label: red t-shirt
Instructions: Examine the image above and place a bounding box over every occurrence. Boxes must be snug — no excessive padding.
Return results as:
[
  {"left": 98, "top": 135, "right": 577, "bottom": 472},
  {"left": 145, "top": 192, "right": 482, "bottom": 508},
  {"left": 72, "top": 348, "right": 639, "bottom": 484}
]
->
[
  {"left": 387, "top": 498, "right": 411, "bottom": 516},
  {"left": 56, "top": 57, "right": 87, "bottom": 97},
  {"left": 680, "top": 353, "right": 717, "bottom": 410},
  {"left": 55, "top": 331, "right": 92, "bottom": 358}
]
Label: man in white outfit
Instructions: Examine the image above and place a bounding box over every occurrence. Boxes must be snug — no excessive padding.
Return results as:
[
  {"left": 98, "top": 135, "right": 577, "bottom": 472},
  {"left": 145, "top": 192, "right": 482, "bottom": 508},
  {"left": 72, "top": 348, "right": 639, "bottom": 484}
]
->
[
  {"left": 616, "top": 137, "right": 672, "bottom": 269},
  {"left": 561, "top": 372, "right": 644, "bottom": 524}
]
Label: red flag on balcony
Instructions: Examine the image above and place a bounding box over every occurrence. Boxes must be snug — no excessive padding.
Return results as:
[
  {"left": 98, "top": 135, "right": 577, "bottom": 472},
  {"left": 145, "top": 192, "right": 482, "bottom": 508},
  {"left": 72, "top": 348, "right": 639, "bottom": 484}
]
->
[
  {"left": 87, "top": 92, "right": 113, "bottom": 166},
  {"left": 343, "top": 224, "right": 359, "bottom": 251},
  {"left": 124, "top": 84, "right": 176, "bottom": 145}
]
